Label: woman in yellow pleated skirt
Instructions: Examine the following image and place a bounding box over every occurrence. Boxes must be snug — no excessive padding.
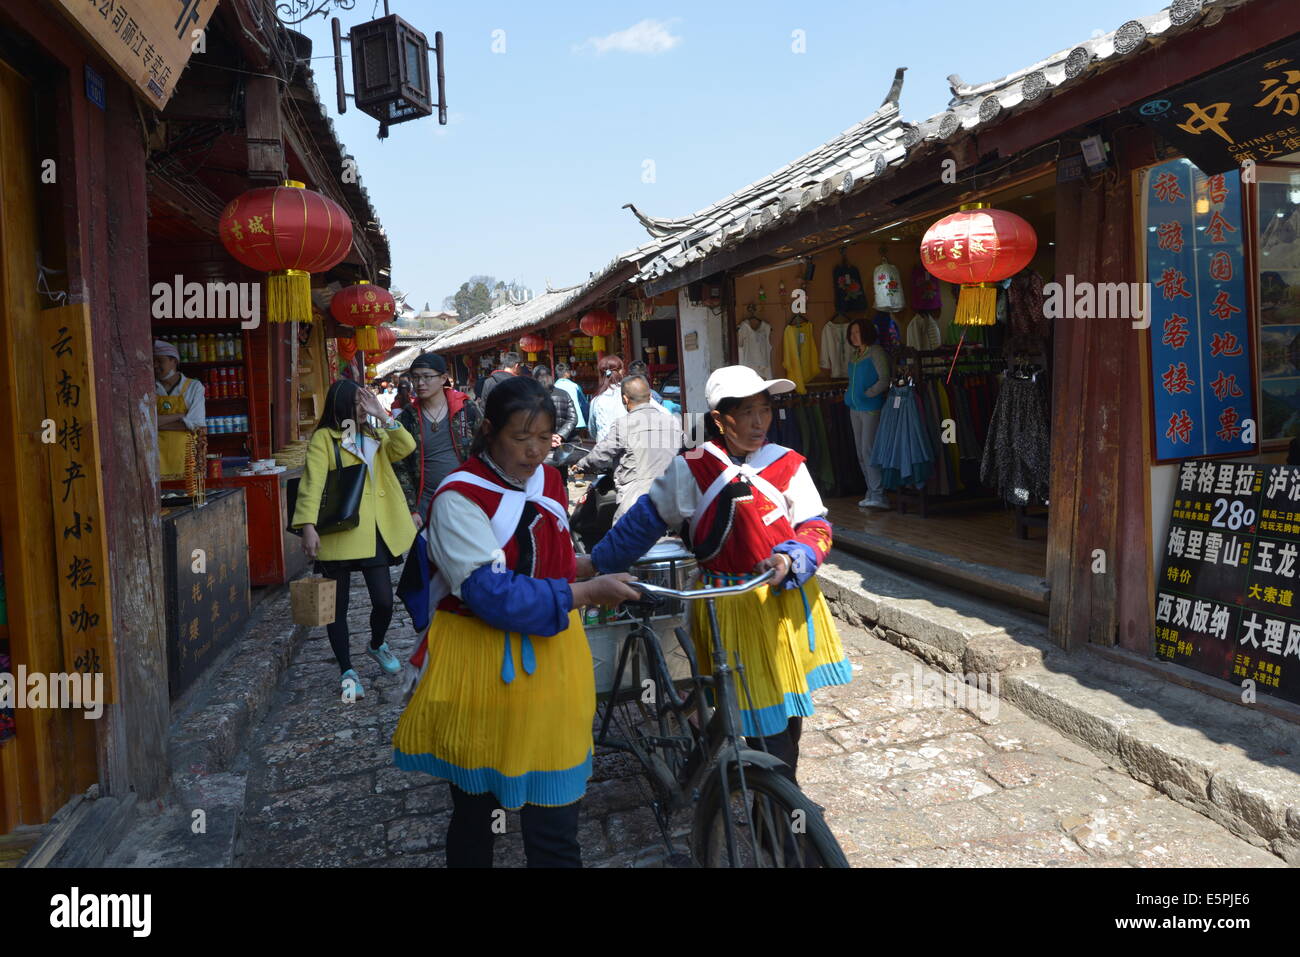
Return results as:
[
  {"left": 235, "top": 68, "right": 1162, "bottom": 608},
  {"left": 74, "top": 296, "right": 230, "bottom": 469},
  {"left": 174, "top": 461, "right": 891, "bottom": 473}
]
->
[{"left": 391, "top": 374, "right": 638, "bottom": 868}]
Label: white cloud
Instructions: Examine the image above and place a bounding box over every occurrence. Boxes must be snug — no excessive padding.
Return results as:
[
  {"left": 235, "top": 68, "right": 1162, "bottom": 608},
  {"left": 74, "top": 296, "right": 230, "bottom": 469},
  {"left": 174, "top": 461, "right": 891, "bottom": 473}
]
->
[{"left": 577, "top": 19, "right": 682, "bottom": 55}]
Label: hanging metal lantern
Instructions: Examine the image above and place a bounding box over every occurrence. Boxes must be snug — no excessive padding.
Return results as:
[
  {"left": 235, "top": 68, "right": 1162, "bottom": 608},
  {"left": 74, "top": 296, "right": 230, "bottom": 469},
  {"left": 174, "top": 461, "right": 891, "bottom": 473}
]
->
[
  {"left": 349, "top": 14, "right": 435, "bottom": 137},
  {"left": 579, "top": 309, "right": 616, "bottom": 353},
  {"left": 920, "top": 203, "right": 1037, "bottom": 325},
  {"left": 331, "top": 280, "right": 396, "bottom": 350},
  {"left": 218, "top": 180, "right": 353, "bottom": 323}
]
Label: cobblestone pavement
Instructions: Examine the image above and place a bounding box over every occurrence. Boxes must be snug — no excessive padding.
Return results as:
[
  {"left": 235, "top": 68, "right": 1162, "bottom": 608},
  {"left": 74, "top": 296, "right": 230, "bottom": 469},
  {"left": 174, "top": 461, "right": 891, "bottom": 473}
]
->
[{"left": 233, "top": 573, "right": 1283, "bottom": 868}]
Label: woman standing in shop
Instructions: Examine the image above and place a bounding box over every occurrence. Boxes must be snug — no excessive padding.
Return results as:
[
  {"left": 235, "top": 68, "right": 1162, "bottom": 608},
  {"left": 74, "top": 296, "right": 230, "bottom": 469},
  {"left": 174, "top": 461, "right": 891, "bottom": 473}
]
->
[
  {"left": 586, "top": 355, "right": 627, "bottom": 442},
  {"left": 846, "top": 319, "right": 891, "bottom": 510},
  {"left": 580, "top": 366, "right": 851, "bottom": 786},
  {"left": 292, "top": 378, "right": 417, "bottom": 698},
  {"left": 393, "top": 376, "right": 639, "bottom": 867}
]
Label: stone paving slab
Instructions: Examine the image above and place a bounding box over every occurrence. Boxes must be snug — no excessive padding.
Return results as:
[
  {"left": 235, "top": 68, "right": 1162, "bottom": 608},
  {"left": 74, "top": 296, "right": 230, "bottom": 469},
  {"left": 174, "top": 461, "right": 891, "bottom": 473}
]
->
[{"left": 228, "top": 571, "right": 1283, "bottom": 868}]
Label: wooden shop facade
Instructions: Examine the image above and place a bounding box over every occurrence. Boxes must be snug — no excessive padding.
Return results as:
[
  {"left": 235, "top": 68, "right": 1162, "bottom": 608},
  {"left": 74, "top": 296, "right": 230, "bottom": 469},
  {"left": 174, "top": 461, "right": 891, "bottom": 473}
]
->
[{"left": 0, "top": 0, "right": 391, "bottom": 846}]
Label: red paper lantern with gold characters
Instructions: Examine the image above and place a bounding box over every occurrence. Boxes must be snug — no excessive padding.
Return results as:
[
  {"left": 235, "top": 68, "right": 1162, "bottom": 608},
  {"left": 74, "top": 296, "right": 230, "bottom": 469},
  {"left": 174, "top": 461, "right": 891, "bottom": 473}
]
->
[
  {"left": 578, "top": 308, "right": 616, "bottom": 353},
  {"left": 920, "top": 203, "right": 1037, "bottom": 325},
  {"left": 331, "top": 281, "right": 396, "bottom": 350},
  {"left": 218, "top": 180, "right": 353, "bottom": 323}
]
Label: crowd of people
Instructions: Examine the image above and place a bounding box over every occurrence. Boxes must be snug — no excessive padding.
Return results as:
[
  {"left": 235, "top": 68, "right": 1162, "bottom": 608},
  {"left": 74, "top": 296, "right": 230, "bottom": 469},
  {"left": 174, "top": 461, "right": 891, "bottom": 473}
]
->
[{"left": 288, "top": 350, "right": 851, "bottom": 868}]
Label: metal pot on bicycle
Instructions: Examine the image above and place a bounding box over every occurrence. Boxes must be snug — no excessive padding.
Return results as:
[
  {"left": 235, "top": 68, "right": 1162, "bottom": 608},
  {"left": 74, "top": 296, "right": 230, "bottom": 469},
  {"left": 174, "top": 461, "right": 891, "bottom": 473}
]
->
[{"left": 585, "top": 537, "right": 697, "bottom": 698}]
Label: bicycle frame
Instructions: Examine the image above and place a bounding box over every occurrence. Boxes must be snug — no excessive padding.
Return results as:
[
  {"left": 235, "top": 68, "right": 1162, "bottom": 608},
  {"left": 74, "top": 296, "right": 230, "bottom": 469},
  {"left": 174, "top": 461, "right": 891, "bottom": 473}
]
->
[{"left": 594, "top": 569, "right": 786, "bottom": 866}]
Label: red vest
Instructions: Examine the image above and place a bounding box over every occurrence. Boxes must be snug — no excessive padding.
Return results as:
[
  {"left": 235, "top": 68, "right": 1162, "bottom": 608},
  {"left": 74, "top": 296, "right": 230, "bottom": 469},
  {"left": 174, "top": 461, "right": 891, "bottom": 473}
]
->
[
  {"left": 433, "top": 456, "right": 575, "bottom": 616},
  {"left": 684, "top": 441, "right": 804, "bottom": 575}
]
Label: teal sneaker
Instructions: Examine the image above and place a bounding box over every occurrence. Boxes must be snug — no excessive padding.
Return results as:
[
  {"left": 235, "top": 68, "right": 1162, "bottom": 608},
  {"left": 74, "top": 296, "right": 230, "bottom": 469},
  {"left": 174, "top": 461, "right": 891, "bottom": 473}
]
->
[
  {"left": 367, "top": 642, "right": 402, "bottom": 675},
  {"left": 340, "top": 669, "right": 365, "bottom": 701}
]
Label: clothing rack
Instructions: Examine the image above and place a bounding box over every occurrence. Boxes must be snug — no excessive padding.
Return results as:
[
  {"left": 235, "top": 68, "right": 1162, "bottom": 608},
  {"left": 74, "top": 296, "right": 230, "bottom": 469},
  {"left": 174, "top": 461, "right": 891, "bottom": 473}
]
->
[{"left": 889, "top": 346, "right": 1003, "bottom": 517}]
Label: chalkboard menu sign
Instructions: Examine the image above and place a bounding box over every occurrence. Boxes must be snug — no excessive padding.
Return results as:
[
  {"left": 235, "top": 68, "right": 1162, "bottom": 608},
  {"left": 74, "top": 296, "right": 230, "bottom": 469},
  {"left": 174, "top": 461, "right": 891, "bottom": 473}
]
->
[{"left": 1156, "top": 461, "right": 1300, "bottom": 704}]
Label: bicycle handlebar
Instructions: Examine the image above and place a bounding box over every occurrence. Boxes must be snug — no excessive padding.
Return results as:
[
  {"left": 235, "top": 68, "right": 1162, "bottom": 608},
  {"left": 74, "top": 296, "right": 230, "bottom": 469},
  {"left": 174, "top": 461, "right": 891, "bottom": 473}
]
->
[{"left": 629, "top": 567, "right": 775, "bottom": 601}]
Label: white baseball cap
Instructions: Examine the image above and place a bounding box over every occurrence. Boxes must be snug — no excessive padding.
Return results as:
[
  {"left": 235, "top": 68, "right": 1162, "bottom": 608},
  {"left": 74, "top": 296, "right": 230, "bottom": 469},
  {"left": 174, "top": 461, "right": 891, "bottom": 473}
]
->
[{"left": 705, "top": 365, "right": 796, "bottom": 409}]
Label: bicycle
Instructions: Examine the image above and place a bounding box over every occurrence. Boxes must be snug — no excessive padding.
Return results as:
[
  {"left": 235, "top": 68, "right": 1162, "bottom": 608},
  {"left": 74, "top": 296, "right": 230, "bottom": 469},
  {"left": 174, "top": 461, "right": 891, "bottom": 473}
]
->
[{"left": 595, "top": 568, "right": 849, "bottom": 868}]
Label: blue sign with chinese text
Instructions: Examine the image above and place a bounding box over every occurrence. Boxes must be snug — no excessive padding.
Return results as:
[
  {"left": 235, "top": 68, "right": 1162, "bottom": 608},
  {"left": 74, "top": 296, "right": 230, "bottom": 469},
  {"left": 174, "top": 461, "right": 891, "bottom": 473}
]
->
[{"left": 1146, "top": 158, "right": 1255, "bottom": 461}]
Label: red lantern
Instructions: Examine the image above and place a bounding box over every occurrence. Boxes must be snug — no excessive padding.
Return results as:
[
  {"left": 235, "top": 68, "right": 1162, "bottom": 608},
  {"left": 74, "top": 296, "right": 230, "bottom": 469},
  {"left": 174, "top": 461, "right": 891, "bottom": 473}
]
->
[
  {"left": 331, "top": 281, "right": 396, "bottom": 350},
  {"left": 920, "top": 203, "right": 1037, "bottom": 325},
  {"left": 579, "top": 309, "right": 616, "bottom": 353},
  {"left": 219, "top": 180, "right": 353, "bottom": 324},
  {"left": 375, "top": 324, "right": 398, "bottom": 356},
  {"left": 519, "top": 333, "right": 545, "bottom": 361}
]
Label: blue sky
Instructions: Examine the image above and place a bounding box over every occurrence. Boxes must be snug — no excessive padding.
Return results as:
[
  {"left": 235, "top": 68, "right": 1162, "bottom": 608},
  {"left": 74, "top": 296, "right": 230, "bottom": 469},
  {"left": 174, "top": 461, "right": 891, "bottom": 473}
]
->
[{"left": 294, "top": 1, "right": 1158, "bottom": 310}]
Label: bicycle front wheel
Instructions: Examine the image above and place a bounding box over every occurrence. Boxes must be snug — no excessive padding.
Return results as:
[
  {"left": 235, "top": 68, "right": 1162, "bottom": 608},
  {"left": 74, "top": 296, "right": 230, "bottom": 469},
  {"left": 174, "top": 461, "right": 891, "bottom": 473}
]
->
[{"left": 693, "top": 766, "right": 849, "bottom": 868}]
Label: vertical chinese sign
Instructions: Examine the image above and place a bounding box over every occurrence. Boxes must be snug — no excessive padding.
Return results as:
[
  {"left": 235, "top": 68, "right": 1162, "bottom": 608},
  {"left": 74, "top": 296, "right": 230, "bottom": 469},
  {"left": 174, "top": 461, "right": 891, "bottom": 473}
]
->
[
  {"left": 42, "top": 305, "right": 115, "bottom": 702},
  {"left": 1156, "top": 462, "right": 1300, "bottom": 705},
  {"left": 1145, "top": 158, "right": 1255, "bottom": 461}
]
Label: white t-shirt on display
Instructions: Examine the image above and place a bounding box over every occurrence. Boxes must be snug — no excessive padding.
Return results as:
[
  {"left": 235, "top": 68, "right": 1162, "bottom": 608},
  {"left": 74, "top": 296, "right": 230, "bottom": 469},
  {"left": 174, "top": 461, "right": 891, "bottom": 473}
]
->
[{"left": 737, "top": 320, "right": 773, "bottom": 378}]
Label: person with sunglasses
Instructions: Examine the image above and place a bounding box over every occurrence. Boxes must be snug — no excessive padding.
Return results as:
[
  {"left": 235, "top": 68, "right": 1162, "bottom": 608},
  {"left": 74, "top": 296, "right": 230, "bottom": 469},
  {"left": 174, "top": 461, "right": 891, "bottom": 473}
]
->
[{"left": 395, "top": 353, "right": 482, "bottom": 530}]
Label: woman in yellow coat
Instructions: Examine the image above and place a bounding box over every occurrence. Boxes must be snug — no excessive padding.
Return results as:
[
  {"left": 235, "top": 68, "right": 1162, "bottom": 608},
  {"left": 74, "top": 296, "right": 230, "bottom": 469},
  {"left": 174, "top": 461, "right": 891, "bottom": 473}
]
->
[{"left": 292, "top": 378, "right": 416, "bottom": 698}]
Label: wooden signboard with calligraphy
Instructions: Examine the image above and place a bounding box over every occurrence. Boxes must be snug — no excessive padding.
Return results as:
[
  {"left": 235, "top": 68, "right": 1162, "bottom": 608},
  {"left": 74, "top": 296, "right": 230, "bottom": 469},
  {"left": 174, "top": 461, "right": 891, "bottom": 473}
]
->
[
  {"left": 41, "top": 305, "right": 115, "bottom": 703},
  {"left": 1156, "top": 461, "right": 1300, "bottom": 705},
  {"left": 50, "top": 0, "right": 219, "bottom": 108}
]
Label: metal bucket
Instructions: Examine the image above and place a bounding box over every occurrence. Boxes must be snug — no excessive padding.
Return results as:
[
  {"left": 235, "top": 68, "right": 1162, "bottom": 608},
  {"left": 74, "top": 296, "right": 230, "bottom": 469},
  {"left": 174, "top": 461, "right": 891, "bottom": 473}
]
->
[{"left": 586, "top": 538, "right": 697, "bottom": 699}]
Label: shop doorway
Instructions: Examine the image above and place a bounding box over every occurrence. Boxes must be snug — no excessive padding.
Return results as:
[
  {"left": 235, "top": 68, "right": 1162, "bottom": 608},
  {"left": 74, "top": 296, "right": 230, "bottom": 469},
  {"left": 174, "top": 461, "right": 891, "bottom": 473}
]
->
[{"left": 735, "top": 173, "right": 1057, "bottom": 613}]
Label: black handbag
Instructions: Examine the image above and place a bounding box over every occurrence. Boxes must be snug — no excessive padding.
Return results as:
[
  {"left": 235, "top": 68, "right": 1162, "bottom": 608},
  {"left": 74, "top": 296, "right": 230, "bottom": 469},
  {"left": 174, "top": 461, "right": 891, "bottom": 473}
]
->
[{"left": 286, "top": 438, "right": 366, "bottom": 536}]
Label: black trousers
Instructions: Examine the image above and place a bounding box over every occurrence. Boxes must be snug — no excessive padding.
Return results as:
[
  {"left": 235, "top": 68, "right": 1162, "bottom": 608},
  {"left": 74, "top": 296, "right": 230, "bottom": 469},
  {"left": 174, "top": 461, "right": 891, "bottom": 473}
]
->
[
  {"left": 446, "top": 785, "right": 582, "bottom": 868},
  {"left": 746, "top": 716, "right": 803, "bottom": 785},
  {"left": 321, "top": 564, "right": 395, "bottom": 674}
]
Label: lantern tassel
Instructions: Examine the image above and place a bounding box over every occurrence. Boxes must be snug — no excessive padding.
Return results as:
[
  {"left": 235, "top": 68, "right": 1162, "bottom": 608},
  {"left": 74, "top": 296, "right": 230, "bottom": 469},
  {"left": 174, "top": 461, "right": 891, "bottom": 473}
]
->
[
  {"left": 356, "top": 326, "right": 380, "bottom": 351},
  {"left": 267, "top": 269, "right": 312, "bottom": 324},
  {"left": 954, "top": 283, "right": 998, "bottom": 326}
]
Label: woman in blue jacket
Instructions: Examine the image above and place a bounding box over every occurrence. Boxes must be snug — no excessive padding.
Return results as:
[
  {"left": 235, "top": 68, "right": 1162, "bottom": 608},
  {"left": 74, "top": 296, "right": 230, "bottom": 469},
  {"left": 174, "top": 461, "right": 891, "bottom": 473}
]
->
[{"left": 846, "top": 319, "right": 891, "bottom": 509}]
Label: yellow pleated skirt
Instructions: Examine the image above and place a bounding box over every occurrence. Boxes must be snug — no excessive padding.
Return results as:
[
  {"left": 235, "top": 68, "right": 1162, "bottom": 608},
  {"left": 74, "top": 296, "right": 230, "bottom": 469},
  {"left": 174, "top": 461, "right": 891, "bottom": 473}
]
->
[
  {"left": 691, "top": 575, "right": 851, "bottom": 737},
  {"left": 392, "top": 608, "right": 595, "bottom": 810}
]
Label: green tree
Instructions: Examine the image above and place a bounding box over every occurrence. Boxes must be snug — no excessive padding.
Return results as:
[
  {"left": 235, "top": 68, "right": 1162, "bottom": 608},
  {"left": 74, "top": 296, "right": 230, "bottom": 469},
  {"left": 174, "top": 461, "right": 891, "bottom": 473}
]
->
[{"left": 452, "top": 280, "right": 493, "bottom": 322}]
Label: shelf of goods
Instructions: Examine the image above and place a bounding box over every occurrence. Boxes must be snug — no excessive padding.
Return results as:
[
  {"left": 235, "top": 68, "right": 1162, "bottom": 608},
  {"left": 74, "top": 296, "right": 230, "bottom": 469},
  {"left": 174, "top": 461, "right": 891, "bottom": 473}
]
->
[{"left": 156, "top": 323, "right": 264, "bottom": 460}]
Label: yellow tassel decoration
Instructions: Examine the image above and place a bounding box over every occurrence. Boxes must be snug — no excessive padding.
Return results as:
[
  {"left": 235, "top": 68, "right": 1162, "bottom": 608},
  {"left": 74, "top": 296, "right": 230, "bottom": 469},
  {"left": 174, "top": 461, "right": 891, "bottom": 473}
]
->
[
  {"left": 356, "top": 325, "right": 380, "bottom": 351},
  {"left": 592, "top": 335, "right": 607, "bottom": 353},
  {"left": 954, "top": 283, "right": 998, "bottom": 326},
  {"left": 267, "top": 269, "right": 312, "bottom": 323}
]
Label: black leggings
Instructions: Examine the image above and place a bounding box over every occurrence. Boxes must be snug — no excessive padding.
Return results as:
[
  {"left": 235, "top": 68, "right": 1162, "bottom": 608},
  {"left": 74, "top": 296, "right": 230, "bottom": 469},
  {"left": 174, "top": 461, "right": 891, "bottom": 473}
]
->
[
  {"left": 323, "top": 564, "right": 394, "bottom": 673},
  {"left": 446, "top": 785, "right": 582, "bottom": 868},
  {"left": 746, "top": 716, "right": 804, "bottom": 785}
]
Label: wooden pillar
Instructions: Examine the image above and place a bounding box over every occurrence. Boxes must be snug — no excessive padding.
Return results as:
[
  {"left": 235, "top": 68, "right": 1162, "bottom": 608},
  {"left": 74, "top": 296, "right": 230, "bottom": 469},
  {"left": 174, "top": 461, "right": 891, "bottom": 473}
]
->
[
  {"left": 1048, "top": 124, "right": 1149, "bottom": 651},
  {"left": 245, "top": 74, "right": 285, "bottom": 185}
]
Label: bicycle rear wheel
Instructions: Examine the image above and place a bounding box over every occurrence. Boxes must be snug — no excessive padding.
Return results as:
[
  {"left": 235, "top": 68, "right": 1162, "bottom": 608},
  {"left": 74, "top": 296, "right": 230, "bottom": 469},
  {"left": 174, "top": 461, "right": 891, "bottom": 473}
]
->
[{"left": 693, "top": 766, "right": 848, "bottom": 868}]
